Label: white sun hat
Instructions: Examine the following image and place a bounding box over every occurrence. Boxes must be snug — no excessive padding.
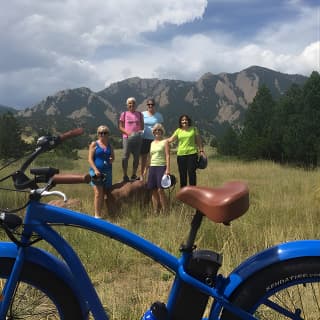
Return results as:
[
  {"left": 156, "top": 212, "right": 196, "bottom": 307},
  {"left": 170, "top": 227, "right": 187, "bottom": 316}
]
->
[
  {"left": 161, "top": 174, "right": 176, "bottom": 189},
  {"left": 161, "top": 174, "right": 171, "bottom": 188}
]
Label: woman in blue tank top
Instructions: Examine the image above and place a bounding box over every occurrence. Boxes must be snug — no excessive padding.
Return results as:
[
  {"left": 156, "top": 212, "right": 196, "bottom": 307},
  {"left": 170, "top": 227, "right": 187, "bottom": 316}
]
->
[{"left": 88, "top": 125, "right": 114, "bottom": 218}]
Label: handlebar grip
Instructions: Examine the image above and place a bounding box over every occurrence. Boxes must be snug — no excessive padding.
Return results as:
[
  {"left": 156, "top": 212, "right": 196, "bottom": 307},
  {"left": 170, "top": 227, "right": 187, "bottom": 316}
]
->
[
  {"left": 52, "top": 174, "right": 91, "bottom": 184},
  {"left": 59, "top": 128, "right": 84, "bottom": 142}
]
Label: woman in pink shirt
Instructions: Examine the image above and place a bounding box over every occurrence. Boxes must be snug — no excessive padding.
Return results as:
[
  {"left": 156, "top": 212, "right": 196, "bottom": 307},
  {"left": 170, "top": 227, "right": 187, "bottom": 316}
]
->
[{"left": 119, "top": 97, "right": 144, "bottom": 182}]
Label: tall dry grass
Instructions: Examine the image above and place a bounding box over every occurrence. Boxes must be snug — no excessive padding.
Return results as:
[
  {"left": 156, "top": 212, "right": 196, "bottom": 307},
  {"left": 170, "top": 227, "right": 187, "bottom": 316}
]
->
[{"left": 1, "top": 148, "right": 320, "bottom": 319}]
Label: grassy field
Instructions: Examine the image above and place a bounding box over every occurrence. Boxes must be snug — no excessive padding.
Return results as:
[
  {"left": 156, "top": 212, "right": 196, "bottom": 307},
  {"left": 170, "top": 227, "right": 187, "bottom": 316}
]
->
[{"left": 1, "top": 147, "right": 320, "bottom": 319}]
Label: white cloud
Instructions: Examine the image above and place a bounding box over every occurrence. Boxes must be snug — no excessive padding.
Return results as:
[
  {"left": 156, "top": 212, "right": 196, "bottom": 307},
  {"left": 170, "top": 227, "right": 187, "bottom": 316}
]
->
[
  {"left": 99, "top": 32, "right": 319, "bottom": 90},
  {"left": 2, "top": 0, "right": 207, "bottom": 53},
  {"left": 0, "top": 0, "right": 319, "bottom": 107},
  {"left": 255, "top": 5, "right": 318, "bottom": 53},
  {"left": 0, "top": 0, "right": 207, "bottom": 106},
  {"left": 293, "top": 41, "right": 320, "bottom": 74}
]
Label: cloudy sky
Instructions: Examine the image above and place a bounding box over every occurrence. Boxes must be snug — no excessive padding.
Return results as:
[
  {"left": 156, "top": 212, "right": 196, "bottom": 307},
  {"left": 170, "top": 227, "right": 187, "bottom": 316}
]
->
[{"left": 1, "top": 0, "right": 319, "bottom": 108}]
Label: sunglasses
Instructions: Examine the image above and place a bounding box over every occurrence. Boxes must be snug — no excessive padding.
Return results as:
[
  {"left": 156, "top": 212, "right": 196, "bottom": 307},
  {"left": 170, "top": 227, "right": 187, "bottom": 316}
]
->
[
  {"left": 153, "top": 129, "right": 162, "bottom": 133},
  {"left": 147, "top": 103, "right": 154, "bottom": 106},
  {"left": 98, "top": 132, "right": 109, "bottom": 135}
]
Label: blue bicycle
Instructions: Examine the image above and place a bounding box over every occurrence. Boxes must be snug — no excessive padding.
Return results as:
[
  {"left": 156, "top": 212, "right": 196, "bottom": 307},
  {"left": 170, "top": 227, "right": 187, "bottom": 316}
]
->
[{"left": 0, "top": 128, "right": 319, "bottom": 319}]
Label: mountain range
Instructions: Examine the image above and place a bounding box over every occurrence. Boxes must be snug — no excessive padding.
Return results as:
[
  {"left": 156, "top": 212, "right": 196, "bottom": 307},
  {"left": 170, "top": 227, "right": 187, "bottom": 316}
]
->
[
  {"left": 0, "top": 104, "right": 17, "bottom": 115},
  {"left": 1, "top": 66, "right": 308, "bottom": 139}
]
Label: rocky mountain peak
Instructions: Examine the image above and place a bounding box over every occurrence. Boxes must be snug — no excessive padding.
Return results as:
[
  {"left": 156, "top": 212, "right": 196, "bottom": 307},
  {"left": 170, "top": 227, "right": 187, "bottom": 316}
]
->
[{"left": 11, "top": 66, "right": 308, "bottom": 137}]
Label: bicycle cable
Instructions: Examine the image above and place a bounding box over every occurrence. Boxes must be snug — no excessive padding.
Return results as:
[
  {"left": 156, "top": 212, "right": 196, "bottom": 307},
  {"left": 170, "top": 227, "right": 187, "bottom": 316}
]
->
[
  {"left": 2, "top": 223, "right": 43, "bottom": 247},
  {"left": 0, "top": 150, "right": 34, "bottom": 173},
  {"left": 0, "top": 186, "right": 29, "bottom": 193}
]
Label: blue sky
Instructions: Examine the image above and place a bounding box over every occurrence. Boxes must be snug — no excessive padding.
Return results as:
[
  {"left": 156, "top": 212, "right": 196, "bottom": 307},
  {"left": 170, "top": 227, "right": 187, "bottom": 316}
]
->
[{"left": 0, "top": 0, "right": 319, "bottom": 108}]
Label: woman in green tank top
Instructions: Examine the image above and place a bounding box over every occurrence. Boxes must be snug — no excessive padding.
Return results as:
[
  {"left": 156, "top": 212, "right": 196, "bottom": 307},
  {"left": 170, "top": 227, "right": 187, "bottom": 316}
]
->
[{"left": 168, "top": 114, "right": 205, "bottom": 188}]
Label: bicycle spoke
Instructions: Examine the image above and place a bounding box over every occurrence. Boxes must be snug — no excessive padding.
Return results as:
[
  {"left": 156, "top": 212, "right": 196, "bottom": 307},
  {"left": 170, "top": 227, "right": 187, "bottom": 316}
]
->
[
  {"left": 254, "top": 282, "right": 320, "bottom": 319},
  {"left": 1, "top": 281, "right": 59, "bottom": 319}
]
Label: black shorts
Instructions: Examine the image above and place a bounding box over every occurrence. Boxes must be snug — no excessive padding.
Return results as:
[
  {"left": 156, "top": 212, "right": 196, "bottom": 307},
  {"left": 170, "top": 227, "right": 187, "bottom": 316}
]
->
[
  {"left": 147, "top": 166, "right": 166, "bottom": 189},
  {"left": 140, "top": 139, "right": 153, "bottom": 155}
]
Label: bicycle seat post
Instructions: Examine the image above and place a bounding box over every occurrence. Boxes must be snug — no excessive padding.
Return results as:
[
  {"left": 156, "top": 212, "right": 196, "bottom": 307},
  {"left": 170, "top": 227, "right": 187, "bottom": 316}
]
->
[{"left": 181, "top": 210, "right": 203, "bottom": 252}]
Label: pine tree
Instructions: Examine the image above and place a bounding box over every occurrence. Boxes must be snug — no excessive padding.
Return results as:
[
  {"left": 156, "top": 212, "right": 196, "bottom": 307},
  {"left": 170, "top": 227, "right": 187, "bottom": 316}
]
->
[
  {"left": 217, "top": 125, "right": 239, "bottom": 156},
  {"left": 276, "top": 71, "right": 320, "bottom": 167},
  {"left": 300, "top": 71, "right": 320, "bottom": 166},
  {"left": 239, "top": 85, "right": 275, "bottom": 160},
  {"left": 0, "top": 112, "right": 28, "bottom": 160}
]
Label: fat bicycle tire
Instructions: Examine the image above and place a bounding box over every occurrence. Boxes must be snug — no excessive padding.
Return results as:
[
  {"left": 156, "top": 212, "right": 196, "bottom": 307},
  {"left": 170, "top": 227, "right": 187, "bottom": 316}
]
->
[
  {"left": 0, "top": 257, "right": 85, "bottom": 319},
  {"left": 221, "top": 257, "right": 320, "bottom": 319}
]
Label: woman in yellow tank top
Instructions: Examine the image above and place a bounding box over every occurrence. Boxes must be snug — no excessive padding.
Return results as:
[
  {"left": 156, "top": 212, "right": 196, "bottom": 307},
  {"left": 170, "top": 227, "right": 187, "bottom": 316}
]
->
[{"left": 146, "top": 123, "right": 170, "bottom": 213}]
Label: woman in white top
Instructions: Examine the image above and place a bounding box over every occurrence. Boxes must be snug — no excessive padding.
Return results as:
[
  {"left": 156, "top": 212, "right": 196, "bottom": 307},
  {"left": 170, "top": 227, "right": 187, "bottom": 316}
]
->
[{"left": 140, "top": 98, "right": 164, "bottom": 180}]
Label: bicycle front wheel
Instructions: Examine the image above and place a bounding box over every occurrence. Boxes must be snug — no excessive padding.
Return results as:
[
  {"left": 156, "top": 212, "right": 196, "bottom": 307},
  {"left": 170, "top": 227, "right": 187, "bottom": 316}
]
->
[
  {"left": 221, "top": 257, "right": 320, "bottom": 319},
  {"left": 0, "top": 257, "right": 85, "bottom": 319}
]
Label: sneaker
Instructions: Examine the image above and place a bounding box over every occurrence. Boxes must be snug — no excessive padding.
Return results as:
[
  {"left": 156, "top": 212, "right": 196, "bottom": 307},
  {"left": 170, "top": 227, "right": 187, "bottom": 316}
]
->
[
  {"left": 123, "top": 175, "right": 130, "bottom": 182},
  {"left": 130, "top": 174, "right": 139, "bottom": 181}
]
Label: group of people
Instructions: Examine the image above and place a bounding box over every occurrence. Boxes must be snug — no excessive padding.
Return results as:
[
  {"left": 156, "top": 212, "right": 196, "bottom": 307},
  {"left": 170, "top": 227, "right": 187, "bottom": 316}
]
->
[{"left": 88, "top": 97, "right": 206, "bottom": 218}]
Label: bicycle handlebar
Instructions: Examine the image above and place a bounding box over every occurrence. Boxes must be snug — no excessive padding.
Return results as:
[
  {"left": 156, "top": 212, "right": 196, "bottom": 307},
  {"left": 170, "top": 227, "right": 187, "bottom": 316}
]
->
[
  {"left": 12, "top": 128, "right": 85, "bottom": 190},
  {"left": 59, "top": 128, "right": 84, "bottom": 142}
]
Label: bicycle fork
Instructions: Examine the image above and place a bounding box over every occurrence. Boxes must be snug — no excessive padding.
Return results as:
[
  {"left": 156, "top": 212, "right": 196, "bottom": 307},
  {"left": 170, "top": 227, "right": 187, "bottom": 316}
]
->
[{"left": 0, "top": 246, "right": 25, "bottom": 318}]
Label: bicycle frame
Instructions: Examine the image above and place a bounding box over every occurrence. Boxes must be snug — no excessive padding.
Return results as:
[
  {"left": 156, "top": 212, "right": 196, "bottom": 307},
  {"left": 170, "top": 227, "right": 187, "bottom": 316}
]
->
[
  {"left": 2, "top": 200, "right": 320, "bottom": 319},
  {"left": 0, "top": 198, "right": 257, "bottom": 320}
]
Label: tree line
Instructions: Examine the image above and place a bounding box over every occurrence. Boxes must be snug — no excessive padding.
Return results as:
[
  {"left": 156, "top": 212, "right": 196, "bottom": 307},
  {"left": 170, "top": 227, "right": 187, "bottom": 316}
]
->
[
  {"left": 217, "top": 71, "right": 320, "bottom": 168},
  {"left": 0, "top": 113, "right": 83, "bottom": 163},
  {"left": 0, "top": 112, "right": 29, "bottom": 160},
  {"left": 0, "top": 113, "right": 118, "bottom": 163}
]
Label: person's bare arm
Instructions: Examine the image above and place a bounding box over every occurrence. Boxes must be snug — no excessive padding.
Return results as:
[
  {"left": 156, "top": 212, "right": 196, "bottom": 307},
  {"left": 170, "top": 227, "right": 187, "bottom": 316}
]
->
[
  {"left": 88, "top": 142, "right": 100, "bottom": 176},
  {"left": 140, "top": 112, "right": 144, "bottom": 131},
  {"left": 119, "top": 120, "right": 129, "bottom": 136},
  {"left": 165, "top": 140, "right": 170, "bottom": 174},
  {"left": 195, "top": 134, "right": 205, "bottom": 156},
  {"left": 167, "top": 134, "right": 177, "bottom": 144},
  {"left": 110, "top": 145, "right": 115, "bottom": 163}
]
